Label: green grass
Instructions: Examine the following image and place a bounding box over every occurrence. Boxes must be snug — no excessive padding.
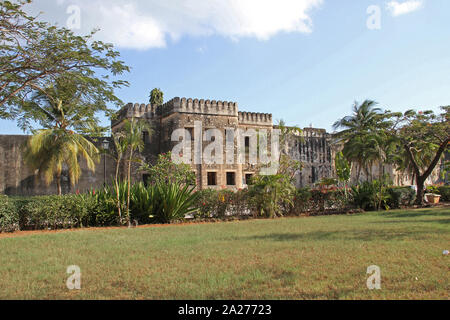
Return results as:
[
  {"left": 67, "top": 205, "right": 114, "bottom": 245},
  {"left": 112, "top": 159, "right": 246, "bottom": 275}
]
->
[{"left": 0, "top": 207, "right": 449, "bottom": 300}]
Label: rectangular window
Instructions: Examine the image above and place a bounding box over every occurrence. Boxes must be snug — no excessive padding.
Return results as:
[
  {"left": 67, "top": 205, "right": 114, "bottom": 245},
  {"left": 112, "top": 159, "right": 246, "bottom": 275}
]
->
[
  {"left": 226, "top": 172, "right": 236, "bottom": 186},
  {"left": 245, "top": 174, "right": 253, "bottom": 185},
  {"left": 207, "top": 172, "right": 217, "bottom": 186}
]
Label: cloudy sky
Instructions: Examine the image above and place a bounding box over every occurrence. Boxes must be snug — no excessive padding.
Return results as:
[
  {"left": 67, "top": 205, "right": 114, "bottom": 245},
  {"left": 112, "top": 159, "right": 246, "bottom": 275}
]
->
[{"left": 2, "top": 0, "right": 450, "bottom": 133}]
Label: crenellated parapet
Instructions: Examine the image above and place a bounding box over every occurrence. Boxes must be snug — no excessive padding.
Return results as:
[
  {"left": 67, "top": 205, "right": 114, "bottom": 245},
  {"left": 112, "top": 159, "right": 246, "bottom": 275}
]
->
[
  {"left": 238, "top": 112, "right": 273, "bottom": 126},
  {"left": 160, "top": 97, "right": 239, "bottom": 117},
  {"left": 112, "top": 103, "right": 159, "bottom": 127},
  {"left": 112, "top": 97, "right": 276, "bottom": 128},
  {"left": 126, "top": 103, "right": 158, "bottom": 119},
  {"left": 302, "top": 128, "right": 328, "bottom": 138}
]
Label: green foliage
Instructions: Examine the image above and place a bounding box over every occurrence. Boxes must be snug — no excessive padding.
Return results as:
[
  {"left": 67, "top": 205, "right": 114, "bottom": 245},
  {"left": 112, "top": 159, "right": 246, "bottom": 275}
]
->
[
  {"left": 86, "top": 187, "right": 121, "bottom": 227},
  {"left": 195, "top": 189, "right": 251, "bottom": 219},
  {"left": 140, "top": 152, "right": 196, "bottom": 186},
  {"left": 426, "top": 185, "right": 440, "bottom": 194},
  {"left": 16, "top": 195, "right": 92, "bottom": 230},
  {"left": 351, "top": 177, "right": 392, "bottom": 211},
  {"left": 333, "top": 100, "right": 393, "bottom": 182},
  {"left": 292, "top": 188, "right": 313, "bottom": 214},
  {"left": 121, "top": 118, "right": 153, "bottom": 223},
  {"left": 196, "top": 189, "right": 233, "bottom": 219},
  {"left": 150, "top": 183, "right": 199, "bottom": 224},
  {"left": 386, "top": 107, "right": 450, "bottom": 204},
  {"left": 1, "top": 0, "right": 129, "bottom": 125},
  {"left": 149, "top": 88, "right": 164, "bottom": 106},
  {"left": 335, "top": 152, "right": 351, "bottom": 184},
  {"left": 437, "top": 186, "right": 450, "bottom": 202},
  {"left": 130, "top": 182, "right": 154, "bottom": 224},
  {"left": 387, "top": 187, "right": 416, "bottom": 209},
  {"left": 23, "top": 123, "right": 99, "bottom": 195},
  {"left": 0, "top": 195, "right": 20, "bottom": 233},
  {"left": 426, "top": 186, "right": 450, "bottom": 202},
  {"left": 248, "top": 174, "right": 295, "bottom": 218}
]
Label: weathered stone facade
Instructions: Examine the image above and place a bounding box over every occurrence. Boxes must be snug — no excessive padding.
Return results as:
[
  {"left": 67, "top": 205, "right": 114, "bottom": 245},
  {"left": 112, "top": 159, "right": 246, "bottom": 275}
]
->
[
  {"left": 0, "top": 135, "right": 116, "bottom": 196},
  {"left": 0, "top": 96, "right": 446, "bottom": 196},
  {"left": 112, "top": 97, "right": 333, "bottom": 190}
]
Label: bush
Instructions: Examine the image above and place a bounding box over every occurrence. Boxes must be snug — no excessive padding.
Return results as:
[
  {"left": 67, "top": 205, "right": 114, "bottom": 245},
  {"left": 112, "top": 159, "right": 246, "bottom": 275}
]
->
[
  {"left": 17, "top": 195, "right": 92, "bottom": 230},
  {"left": 291, "top": 187, "right": 350, "bottom": 215},
  {"left": 387, "top": 187, "right": 416, "bottom": 209},
  {"left": 0, "top": 196, "right": 20, "bottom": 233},
  {"left": 437, "top": 186, "right": 450, "bottom": 202},
  {"left": 150, "top": 182, "right": 199, "bottom": 224},
  {"left": 195, "top": 189, "right": 251, "bottom": 219},
  {"left": 83, "top": 190, "right": 120, "bottom": 227},
  {"left": 248, "top": 175, "right": 295, "bottom": 218},
  {"left": 130, "top": 182, "right": 154, "bottom": 224},
  {"left": 351, "top": 179, "right": 391, "bottom": 211},
  {"left": 196, "top": 189, "right": 234, "bottom": 219}
]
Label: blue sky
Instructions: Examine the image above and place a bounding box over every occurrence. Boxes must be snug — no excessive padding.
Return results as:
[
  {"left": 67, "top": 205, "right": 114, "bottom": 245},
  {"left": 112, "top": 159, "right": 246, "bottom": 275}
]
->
[{"left": 2, "top": 0, "right": 449, "bottom": 134}]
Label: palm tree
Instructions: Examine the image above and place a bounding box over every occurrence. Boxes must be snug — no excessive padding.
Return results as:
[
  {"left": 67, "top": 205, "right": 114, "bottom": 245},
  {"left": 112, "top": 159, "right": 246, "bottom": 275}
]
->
[
  {"left": 333, "top": 100, "right": 387, "bottom": 182},
  {"left": 122, "top": 118, "right": 153, "bottom": 225},
  {"left": 333, "top": 100, "right": 383, "bottom": 136},
  {"left": 24, "top": 100, "right": 99, "bottom": 195},
  {"left": 103, "top": 131, "right": 129, "bottom": 223}
]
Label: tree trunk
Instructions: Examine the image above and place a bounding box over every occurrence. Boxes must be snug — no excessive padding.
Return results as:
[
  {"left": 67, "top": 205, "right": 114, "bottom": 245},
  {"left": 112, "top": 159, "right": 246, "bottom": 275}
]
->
[
  {"left": 115, "top": 156, "right": 122, "bottom": 224},
  {"left": 415, "top": 177, "right": 425, "bottom": 206},
  {"left": 356, "top": 164, "right": 361, "bottom": 184},
  {"left": 56, "top": 174, "right": 62, "bottom": 196},
  {"left": 127, "top": 150, "right": 133, "bottom": 226}
]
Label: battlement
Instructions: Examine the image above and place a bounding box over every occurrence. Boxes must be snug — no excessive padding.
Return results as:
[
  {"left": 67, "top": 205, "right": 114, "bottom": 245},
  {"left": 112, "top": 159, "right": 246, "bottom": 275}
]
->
[
  {"left": 160, "top": 97, "right": 239, "bottom": 117},
  {"left": 302, "top": 128, "right": 328, "bottom": 138},
  {"left": 238, "top": 112, "right": 273, "bottom": 126}
]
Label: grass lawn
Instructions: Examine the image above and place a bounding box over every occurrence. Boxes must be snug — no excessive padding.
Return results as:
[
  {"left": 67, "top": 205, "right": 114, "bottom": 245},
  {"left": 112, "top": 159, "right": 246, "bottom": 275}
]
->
[{"left": 0, "top": 207, "right": 448, "bottom": 300}]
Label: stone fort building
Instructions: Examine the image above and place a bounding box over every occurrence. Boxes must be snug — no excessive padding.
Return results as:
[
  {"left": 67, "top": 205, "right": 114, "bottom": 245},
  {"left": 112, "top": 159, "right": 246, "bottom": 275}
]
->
[
  {"left": 0, "top": 96, "right": 445, "bottom": 196},
  {"left": 112, "top": 97, "right": 334, "bottom": 191}
]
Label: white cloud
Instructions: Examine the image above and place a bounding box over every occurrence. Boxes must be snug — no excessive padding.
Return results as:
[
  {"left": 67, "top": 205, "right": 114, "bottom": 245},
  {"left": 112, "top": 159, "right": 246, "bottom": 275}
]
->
[
  {"left": 25, "top": 0, "right": 323, "bottom": 50},
  {"left": 386, "top": 0, "right": 424, "bottom": 17}
]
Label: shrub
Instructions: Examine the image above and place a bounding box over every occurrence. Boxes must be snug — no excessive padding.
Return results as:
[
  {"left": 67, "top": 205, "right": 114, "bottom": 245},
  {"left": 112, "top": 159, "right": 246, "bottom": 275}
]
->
[
  {"left": 18, "top": 195, "right": 91, "bottom": 230},
  {"left": 129, "top": 182, "right": 154, "bottom": 224},
  {"left": 196, "top": 189, "right": 234, "bottom": 219},
  {"left": 150, "top": 182, "right": 199, "bottom": 224},
  {"left": 291, "top": 188, "right": 312, "bottom": 215},
  {"left": 437, "top": 186, "right": 450, "bottom": 202},
  {"left": 248, "top": 175, "right": 295, "bottom": 218},
  {"left": 0, "top": 196, "right": 20, "bottom": 233},
  {"left": 84, "top": 189, "right": 120, "bottom": 227},
  {"left": 195, "top": 189, "right": 251, "bottom": 219},
  {"left": 351, "top": 179, "right": 391, "bottom": 211},
  {"left": 387, "top": 187, "right": 416, "bottom": 209}
]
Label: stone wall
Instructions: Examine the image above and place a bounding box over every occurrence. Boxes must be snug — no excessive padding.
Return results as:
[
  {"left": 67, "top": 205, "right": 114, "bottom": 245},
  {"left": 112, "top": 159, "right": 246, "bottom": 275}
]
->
[{"left": 0, "top": 135, "right": 116, "bottom": 196}]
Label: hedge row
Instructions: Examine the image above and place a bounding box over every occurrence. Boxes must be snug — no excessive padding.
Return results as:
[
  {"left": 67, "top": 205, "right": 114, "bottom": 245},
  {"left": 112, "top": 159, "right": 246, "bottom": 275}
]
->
[
  {"left": 0, "top": 195, "right": 119, "bottom": 233},
  {"left": 0, "top": 196, "right": 20, "bottom": 233}
]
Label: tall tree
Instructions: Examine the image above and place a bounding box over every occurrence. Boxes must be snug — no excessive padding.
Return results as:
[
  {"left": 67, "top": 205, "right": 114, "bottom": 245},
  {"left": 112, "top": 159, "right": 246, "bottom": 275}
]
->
[
  {"left": 149, "top": 88, "right": 164, "bottom": 106},
  {"left": 104, "top": 131, "right": 129, "bottom": 223},
  {"left": 387, "top": 107, "right": 449, "bottom": 205},
  {"left": 23, "top": 99, "right": 99, "bottom": 195},
  {"left": 0, "top": 0, "right": 129, "bottom": 124},
  {"left": 122, "top": 118, "right": 153, "bottom": 225},
  {"left": 333, "top": 100, "right": 388, "bottom": 182}
]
